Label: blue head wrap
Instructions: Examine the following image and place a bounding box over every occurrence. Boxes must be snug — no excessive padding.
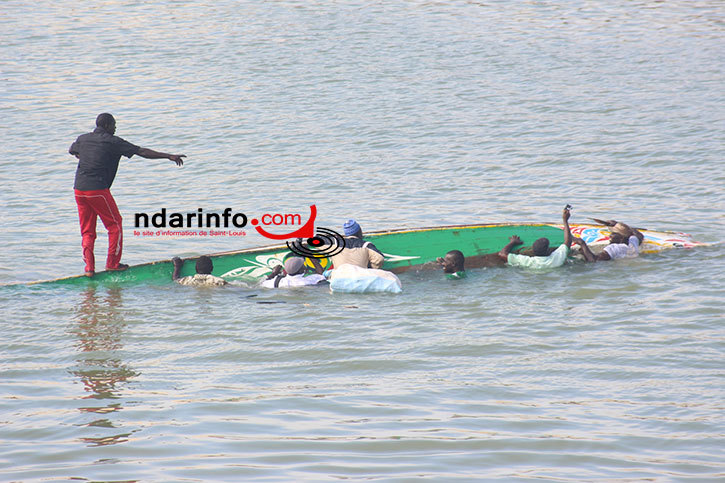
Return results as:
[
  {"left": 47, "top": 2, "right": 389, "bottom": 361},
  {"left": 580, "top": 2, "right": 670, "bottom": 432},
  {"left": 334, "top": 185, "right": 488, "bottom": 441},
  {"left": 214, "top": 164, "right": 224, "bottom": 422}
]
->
[{"left": 343, "top": 219, "right": 361, "bottom": 237}]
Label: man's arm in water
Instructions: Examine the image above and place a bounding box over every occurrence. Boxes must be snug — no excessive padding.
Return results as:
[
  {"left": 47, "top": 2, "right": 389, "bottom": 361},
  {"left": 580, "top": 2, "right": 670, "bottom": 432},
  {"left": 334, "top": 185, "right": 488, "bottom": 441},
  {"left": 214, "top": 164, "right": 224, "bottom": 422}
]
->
[{"left": 572, "top": 237, "right": 597, "bottom": 262}]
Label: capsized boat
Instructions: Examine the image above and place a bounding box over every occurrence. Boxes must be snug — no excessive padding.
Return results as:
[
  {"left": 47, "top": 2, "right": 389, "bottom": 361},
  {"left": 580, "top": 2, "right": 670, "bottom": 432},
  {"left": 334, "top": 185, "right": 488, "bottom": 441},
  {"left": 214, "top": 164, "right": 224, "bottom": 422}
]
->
[{"left": 28, "top": 223, "right": 705, "bottom": 287}]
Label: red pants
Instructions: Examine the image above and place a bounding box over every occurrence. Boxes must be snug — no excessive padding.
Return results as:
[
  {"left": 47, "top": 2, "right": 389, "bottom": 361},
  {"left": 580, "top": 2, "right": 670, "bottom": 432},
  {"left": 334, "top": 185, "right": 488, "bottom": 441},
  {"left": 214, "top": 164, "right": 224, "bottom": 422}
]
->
[{"left": 74, "top": 189, "right": 123, "bottom": 272}]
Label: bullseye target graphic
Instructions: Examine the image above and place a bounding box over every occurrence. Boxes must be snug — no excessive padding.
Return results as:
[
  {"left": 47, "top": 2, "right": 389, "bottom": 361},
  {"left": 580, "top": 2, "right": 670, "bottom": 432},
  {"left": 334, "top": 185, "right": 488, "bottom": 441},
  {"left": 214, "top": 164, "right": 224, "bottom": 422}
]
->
[{"left": 286, "top": 227, "right": 346, "bottom": 258}]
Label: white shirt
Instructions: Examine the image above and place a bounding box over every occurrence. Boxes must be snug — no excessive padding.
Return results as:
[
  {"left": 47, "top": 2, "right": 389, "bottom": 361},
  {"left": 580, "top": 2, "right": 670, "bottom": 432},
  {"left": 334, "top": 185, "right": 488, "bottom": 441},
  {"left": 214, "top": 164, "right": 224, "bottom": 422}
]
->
[
  {"left": 507, "top": 244, "right": 569, "bottom": 270},
  {"left": 261, "top": 273, "right": 327, "bottom": 288},
  {"left": 603, "top": 236, "right": 640, "bottom": 260}
]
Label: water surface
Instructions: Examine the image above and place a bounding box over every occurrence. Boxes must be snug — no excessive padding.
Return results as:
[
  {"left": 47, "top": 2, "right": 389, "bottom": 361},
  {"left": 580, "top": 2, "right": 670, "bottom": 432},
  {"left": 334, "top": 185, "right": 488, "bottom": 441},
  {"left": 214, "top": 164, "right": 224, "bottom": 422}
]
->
[{"left": 1, "top": 0, "right": 723, "bottom": 480}]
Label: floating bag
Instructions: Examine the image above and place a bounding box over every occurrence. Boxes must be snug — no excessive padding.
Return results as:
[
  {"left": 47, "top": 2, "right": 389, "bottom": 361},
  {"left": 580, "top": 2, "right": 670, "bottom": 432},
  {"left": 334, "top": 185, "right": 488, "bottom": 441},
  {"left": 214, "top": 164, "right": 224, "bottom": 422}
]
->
[{"left": 328, "top": 264, "right": 402, "bottom": 294}]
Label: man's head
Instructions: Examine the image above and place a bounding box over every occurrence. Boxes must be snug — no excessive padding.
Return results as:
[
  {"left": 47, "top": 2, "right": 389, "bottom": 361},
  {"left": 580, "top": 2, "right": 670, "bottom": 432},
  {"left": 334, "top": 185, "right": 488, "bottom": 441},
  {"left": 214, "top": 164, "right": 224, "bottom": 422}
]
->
[
  {"left": 195, "top": 255, "right": 213, "bottom": 274},
  {"left": 440, "top": 250, "right": 465, "bottom": 273},
  {"left": 96, "top": 113, "right": 116, "bottom": 135},
  {"left": 343, "top": 219, "right": 362, "bottom": 238},
  {"left": 532, "top": 237, "right": 550, "bottom": 256},
  {"left": 609, "top": 233, "right": 626, "bottom": 244},
  {"left": 609, "top": 223, "right": 632, "bottom": 244},
  {"left": 284, "top": 257, "right": 306, "bottom": 276}
]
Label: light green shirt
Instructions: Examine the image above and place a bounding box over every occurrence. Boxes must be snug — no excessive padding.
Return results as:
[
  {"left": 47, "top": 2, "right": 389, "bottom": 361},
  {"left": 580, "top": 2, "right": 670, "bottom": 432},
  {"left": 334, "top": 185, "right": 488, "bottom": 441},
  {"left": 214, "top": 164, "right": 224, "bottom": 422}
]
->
[
  {"left": 445, "top": 271, "right": 467, "bottom": 280},
  {"left": 507, "top": 244, "right": 569, "bottom": 270}
]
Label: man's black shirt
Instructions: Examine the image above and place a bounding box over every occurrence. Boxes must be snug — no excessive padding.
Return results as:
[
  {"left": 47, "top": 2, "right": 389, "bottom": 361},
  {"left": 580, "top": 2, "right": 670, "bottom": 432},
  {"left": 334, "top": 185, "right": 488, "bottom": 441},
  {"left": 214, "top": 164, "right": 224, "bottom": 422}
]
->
[{"left": 70, "top": 127, "right": 140, "bottom": 190}]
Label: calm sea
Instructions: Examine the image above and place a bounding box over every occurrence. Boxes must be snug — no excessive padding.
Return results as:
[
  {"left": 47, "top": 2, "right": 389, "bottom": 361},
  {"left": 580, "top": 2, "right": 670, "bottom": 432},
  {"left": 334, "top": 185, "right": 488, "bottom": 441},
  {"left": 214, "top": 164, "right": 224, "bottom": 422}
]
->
[{"left": 1, "top": 1, "right": 723, "bottom": 481}]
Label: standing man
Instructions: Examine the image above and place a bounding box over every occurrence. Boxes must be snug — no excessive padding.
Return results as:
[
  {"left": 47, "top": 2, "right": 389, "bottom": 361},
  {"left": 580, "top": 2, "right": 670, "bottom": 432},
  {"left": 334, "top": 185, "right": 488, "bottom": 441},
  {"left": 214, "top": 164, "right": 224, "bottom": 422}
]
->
[{"left": 70, "top": 113, "right": 186, "bottom": 276}]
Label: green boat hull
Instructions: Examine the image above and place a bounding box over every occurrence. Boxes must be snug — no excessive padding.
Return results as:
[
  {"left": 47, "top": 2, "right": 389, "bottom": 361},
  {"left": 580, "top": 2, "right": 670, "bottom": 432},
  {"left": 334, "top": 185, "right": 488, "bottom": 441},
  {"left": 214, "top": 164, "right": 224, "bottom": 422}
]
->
[{"left": 27, "top": 223, "right": 704, "bottom": 287}]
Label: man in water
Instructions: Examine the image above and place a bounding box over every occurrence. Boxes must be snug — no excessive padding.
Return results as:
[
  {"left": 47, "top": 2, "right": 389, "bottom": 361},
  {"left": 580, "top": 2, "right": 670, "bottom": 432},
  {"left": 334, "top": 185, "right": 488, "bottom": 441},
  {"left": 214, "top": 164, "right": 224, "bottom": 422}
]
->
[
  {"left": 172, "top": 256, "right": 227, "bottom": 286},
  {"left": 437, "top": 250, "right": 467, "bottom": 279},
  {"left": 70, "top": 113, "right": 186, "bottom": 277},
  {"left": 329, "top": 219, "right": 385, "bottom": 269},
  {"left": 498, "top": 206, "right": 574, "bottom": 269},
  {"left": 575, "top": 219, "right": 645, "bottom": 262},
  {"left": 261, "top": 257, "right": 327, "bottom": 288}
]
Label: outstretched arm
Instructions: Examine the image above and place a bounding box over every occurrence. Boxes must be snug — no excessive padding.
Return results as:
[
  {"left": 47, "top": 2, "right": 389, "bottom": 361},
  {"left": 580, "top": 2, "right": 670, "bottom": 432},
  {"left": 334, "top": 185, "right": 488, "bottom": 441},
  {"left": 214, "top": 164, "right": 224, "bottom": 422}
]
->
[
  {"left": 572, "top": 237, "right": 596, "bottom": 262},
  {"left": 562, "top": 207, "right": 573, "bottom": 248},
  {"left": 265, "top": 265, "right": 283, "bottom": 280},
  {"left": 136, "top": 147, "right": 186, "bottom": 166},
  {"left": 597, "top": 250, "right": 612, "bottom": 261},
  {"left": 498, "top": 235, "right": 523, "bottom": 261}
]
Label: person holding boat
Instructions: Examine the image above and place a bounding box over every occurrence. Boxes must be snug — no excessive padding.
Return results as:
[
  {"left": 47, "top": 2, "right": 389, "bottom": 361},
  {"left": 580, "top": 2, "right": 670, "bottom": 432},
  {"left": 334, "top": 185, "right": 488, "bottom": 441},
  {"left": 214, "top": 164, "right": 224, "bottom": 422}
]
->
[
  {"left": 261, "top": 257, "right": 327, "bottom": 288},
  {"left": 329, "top": 220, "right": 385, "bottom": 270},
  {"left": 70, "top": 113, "right": 186, "bottom": 277},
  {"left": 574, "top": 219, "right": 645, "bottom": 262},
  {"left": 172, "top": 256, "right": 227, "bottom": 286},
  {"left": 324, "top": 220, "right": 402, "bottom": 293},
  {"left": 498, "top": 206, "right": 574, "bottom": 269},
  {"left": 437, "top": 250, "right": 467, "bottom": 279}
]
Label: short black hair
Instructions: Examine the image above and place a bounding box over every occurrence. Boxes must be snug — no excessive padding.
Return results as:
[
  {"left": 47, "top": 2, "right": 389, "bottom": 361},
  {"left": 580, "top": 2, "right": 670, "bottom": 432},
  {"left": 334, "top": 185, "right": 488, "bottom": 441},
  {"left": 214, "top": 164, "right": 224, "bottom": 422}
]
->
[
  {"left": 96, "top": 113, "right": 115, "bottom": 128},
  {"left": 532, "top": 238, "right": 550, "bottom": 256},
  {"left": 196, "top": 256, "right": 213, "bottom": 274},
  {"left": 446, "top": 250, "right": 465, "bottom": 271},
  {"left": 609, "top": 233, "right": 626, "bottom": 244}
]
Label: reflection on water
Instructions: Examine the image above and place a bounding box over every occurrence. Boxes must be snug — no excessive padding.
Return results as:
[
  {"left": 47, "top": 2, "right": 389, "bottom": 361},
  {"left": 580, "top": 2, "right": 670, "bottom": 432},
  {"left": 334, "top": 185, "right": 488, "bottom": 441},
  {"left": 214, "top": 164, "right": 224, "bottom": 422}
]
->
[{"left": 69, "top": 286, "right": 139, "bottom": 447}]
